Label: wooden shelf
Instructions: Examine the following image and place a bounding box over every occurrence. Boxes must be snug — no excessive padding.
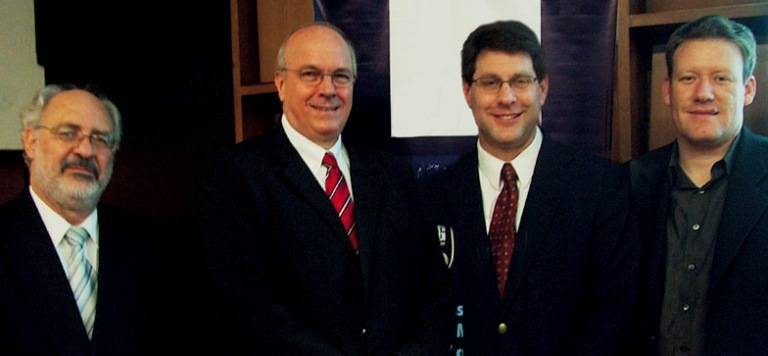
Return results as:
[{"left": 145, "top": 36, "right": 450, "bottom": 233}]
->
[
  {"left": 239, "top": 83, "right": 277, "bottom": 96},
  {"left": 613, "top": 0, "right": 768, "bottom": 162},
  {"left": 630, "top": 3, "right": 768, "bottom": 27},
  {"left": 230, "top": 0, "right": 312, "bottom": 143}
]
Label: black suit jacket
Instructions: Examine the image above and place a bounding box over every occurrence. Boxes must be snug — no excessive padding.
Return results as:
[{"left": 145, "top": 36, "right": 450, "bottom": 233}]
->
[
  {"left": 421, "top": 136, "right": 638, "bottom": 356},
  {"left": 199, "top": 126, "right": 452, "bottom": 355},
  {"left": 630, "top": 128, "right": 768, "bottom": 356},
  {"left": 0, "top": 190, "right": 157, "bottom": 355}
]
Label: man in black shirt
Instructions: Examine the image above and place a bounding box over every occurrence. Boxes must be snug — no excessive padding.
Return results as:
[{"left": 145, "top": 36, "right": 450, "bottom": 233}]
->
[{"left": 629, "top": 15, "right": 767, "bottom": 356}]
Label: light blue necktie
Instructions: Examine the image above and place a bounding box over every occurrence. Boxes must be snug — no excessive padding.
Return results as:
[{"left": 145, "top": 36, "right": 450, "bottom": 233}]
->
[{"left": 64, "top": 226, "right": 97, "bottom": 339}]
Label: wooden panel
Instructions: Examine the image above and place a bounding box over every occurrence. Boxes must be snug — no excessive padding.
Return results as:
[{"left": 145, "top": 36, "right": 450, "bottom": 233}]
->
[
  {"left": 744, "top": 44, "right": 768, "bottom": 136},
  {"left": 648, "top": 52, "right": 675, "bottom": 149},
  {"left": 645, "top": 0, "right": 765, "bottom": 13},
  {"left": 647, "top": 44, "right": 768, "bottom": 150},
  {"left": 630, "top": 3, "right": 768, "bottom": 28},
  {"left": 256, "top": 0, "right": 313, "bottom": 83}
]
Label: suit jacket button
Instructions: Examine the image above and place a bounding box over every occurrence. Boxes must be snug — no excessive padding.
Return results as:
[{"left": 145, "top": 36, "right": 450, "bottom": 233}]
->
[
  {"left": 361, "top": 328, "right": 367, "bottom": 335},
  {"left": 497, "top": 323, "right": 508, "bottom": 334}
]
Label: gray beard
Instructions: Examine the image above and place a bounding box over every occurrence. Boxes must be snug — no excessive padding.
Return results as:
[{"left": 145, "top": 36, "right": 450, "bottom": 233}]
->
[{"left": 34, "top": 168, "right": 109, "bottom": 213}]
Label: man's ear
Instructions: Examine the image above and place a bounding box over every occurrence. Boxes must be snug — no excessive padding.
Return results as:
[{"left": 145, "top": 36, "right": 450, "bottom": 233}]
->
[
  {"left": 743, "top": 75, "right": 757, "bottom": 107},
  {"left": 275, "top": 71, "right": 286, "bottom": 102},
  {"left": 538, "top": 76, "right": 549, "bottom": 106},
  {"left": 462, "top": 82, "right": 473, "bottom": 107},
  {"left": 22, "top": 127, "right": 37, "bottom": 162}
]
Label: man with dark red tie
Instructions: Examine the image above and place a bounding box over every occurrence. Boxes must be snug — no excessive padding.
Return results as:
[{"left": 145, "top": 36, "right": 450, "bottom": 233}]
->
[
  {"left": 420, "top": 20, "right": 638, "bottom": 355},
  {"left": 199, "top": 22, "right": 451, "bottom": 355}
]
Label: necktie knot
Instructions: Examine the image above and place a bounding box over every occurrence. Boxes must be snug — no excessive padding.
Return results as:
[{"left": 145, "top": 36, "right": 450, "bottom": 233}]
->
[
  {"left": 501, "top": 163, "right": 518, "bottom": 187},
  {"left": 65, "top": 226, "right": 89, "bottom": 249},
  {"left": 322, "top": 152, "right": 339, "bottom": 170}
]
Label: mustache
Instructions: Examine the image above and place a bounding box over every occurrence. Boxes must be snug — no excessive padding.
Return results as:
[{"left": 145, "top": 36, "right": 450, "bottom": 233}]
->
[{"left": 61, "top": 156, "right": 100, "bottom": 179}]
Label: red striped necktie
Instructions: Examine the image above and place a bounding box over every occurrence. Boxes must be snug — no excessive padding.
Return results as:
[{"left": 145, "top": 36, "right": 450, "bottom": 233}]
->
[{"left": 322, "top": 153, "right": 359, "bottom": 252}]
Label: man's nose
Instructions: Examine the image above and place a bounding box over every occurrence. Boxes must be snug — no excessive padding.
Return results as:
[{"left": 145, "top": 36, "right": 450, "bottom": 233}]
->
[
  {"left": 497, "top": 82, "right": 517, "bottom": 104},
  {"left": 693, "top": 78, "right": 715, "bottom": 102},
  {"left": 72, "top": 135, "right": 95, "bottom": 156}
]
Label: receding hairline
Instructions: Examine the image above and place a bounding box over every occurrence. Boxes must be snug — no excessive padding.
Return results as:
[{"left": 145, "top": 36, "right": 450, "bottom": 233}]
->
[
  {"left": 42, "top": 89, "right": 115, "bottom": 128},
  {"left": 277, "top": 22, "right": 357, "bottom": 74}
]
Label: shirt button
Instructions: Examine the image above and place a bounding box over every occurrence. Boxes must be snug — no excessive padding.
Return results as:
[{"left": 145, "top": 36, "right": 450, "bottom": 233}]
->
[
  {"left": 682, "top": 304, "right": 690, "bottom": 311},
  {"left": 687, "top": 264, "right": 696, "bottom": 271},
  {"left": 692, "top": 224, "right": 701, "bottom": 231},
  {"left": 361, "top": 328, "right": 366, "bottom": 335},
  {"left": 498, "top": 322, "right": 508, "bottom": 334}
]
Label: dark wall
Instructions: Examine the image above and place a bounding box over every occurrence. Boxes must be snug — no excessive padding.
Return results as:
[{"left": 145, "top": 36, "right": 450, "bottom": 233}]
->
[{"left": 0, "top": 1, "right": 235, "bottom": 216}]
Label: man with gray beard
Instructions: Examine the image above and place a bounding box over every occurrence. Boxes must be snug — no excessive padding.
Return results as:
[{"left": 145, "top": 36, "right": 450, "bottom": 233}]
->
[{"left": 0, "top": 84, "right": 157, "bottom": 355}]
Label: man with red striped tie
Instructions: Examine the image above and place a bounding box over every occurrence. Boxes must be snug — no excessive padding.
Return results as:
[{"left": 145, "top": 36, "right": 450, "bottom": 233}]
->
[{"left": 200, "top": 22, "right": 452, "bottom": 355}]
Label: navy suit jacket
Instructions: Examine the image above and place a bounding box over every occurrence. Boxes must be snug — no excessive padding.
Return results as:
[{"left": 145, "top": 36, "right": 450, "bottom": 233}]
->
[
  {"left": 0, "top": 190, "right": 157, "bottom": 355},
  {"left": 421, "top": 136, "right": 638, "bottom": 356},
  {"left": 199, "top": 126, "right": 452, "bottom": 355},
  {"left": 630, "top": 128, "right": 768, "bottom": 356}
]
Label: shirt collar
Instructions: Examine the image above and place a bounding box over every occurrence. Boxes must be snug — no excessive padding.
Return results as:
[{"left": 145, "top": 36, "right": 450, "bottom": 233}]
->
[
  {"left": 668, "top": 133, "right": 740, "bottom": 186},
  {"left": 282, "top": 115, "right": 346, "bottom": 171},
  {"left": 29, "top": 186, "right": 99, "bottom": 246},
  {"left": 478, "top": 126, "right": 542, "bottom": 191}
]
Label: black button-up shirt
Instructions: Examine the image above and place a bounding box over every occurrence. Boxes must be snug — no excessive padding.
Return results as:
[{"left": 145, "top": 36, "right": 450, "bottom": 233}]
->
[{"left": 659, "top": 139, "right": 737, "bottom": 356}]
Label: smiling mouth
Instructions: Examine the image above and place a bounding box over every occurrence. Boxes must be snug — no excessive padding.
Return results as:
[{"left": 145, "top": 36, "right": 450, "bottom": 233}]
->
[
  {"left": 688, "top": 108, "right": 719, "bottom": 116},
  {"left": 65, "top": 167, "right": 98, "bottom": 179},
  {"left": 309, "top": 103, "right": 340, "bottom": 112},
  {"left": 492, "top": 112, "right": 523, "bottom": 120}
]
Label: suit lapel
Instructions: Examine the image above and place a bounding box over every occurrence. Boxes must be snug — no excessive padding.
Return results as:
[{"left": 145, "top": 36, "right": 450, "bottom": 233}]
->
[
  {"left": 347, "top": 146, "right": 385, "bottom": 294},
  {"left": 270, "top": 128, "right": 354, "bottom": 252},
  {"left": 451, "top": 153, "right": 501, "bottom": 318},
  {"left": 502, "top": 139, "right": 569, "bottom": 306},
  {"left": 4, "top": 192, "right": 90, "bottom": 352},
  {"left": 630, "top": 144, "right": 673, "bottom": 313},
  {"left": 711, "top": 130, "right": 768, "bottom": 287}
]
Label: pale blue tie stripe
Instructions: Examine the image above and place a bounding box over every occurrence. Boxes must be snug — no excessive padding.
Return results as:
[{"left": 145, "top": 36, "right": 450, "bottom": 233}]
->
[{"left": 64, "top": 226, "right": 97, "bottom": 339}]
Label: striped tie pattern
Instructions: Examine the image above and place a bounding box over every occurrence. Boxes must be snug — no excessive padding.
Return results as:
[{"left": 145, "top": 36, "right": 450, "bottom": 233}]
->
[
  {"left": 64, "top": 226, "right": 97, "bottom": 338},
  {"left": 488, "top": 163, "right": 518, "bottom": 298},
  {"left": 322, "top": 153, "right": 359, "bottom": 252}
]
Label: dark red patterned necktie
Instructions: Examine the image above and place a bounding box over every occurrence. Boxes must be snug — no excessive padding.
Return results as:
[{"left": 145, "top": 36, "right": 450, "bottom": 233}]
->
[
  {"left": 488, "top": 163, "right": 518, "bottom": 298},
  {"left": 322, "top": 153, "right": 359, "bottom": 252}
]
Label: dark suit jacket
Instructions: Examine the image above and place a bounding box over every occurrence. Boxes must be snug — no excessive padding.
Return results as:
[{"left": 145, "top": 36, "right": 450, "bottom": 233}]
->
[
  {"left": 0, "top": 190, "right": 157, "bottom": 355},
  {"left": 630, "top": 128, "right": 768, "bottom": 356},
  {"left": 421, "top": 136, "right": 638, "bottom": 356},
  {"left": 199, "top": 126, "right": 452, "bottom": 355}
]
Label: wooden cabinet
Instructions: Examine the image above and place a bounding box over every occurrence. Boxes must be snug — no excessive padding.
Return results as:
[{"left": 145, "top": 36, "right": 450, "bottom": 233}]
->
[
  {"left": 613, "top": 0, "right": 768, "bottom": 162},
  {"left": 230, "top": 0, "right": 312, "bottom": 142}
]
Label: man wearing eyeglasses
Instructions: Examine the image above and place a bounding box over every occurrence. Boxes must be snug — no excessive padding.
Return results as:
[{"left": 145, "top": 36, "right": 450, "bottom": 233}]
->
[
  {"left": 420, "top": 20, "right": 637, "bottom": 355},
  {"left": 0, "top": 85, "right": 157, "bottom": 355},
  {"left": 200, "top": 22, "right": 451, "bottom": 355}
]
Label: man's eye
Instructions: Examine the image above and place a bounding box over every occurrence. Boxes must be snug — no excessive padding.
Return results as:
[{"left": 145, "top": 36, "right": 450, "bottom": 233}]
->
[
  {"left": 57, "top": 130, "right": 78, "bottom": 140},
  {"left": 515, "top": 78, "right": 533, "bottom": 86},
  {"left": 92, "top": 135, "right": 110, "bottom": 146},
  {"left": 715, "top": 75, "right": 733, "bottom": 83},
  {"left": 333, "top": 72, "right": 352, "bottom": 83},
  {"left": 679, "top": 75, "right": 695, "bottom": 83},
  {"left": 300, "top": 70, "right": 322, "bottom": 81},
  {"left": 479, "top": 78, "right": 500, "bottom": 87}
]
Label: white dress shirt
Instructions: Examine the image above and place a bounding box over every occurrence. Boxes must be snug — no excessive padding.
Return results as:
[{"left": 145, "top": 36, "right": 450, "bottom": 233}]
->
[
  {"left": 29, "top": 186, "right": 99, "bottom": 274},
  {"left": 477, "top": 126, "right": 542, "bottom": 233},
  {"left": 282, "top": 115, "right": 354, "bottom": 197}
]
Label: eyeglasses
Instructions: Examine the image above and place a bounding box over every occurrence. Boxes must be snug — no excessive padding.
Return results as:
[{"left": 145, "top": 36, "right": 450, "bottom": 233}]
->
[
  {"left": 472, "top": 75, "right": 538, "bottom": 93},
  {"left": 282, "top": 67, "right": 356, "bottom": 87},
  {"left": 35, "top": 124, "right": 116, "bottom": 151}
]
